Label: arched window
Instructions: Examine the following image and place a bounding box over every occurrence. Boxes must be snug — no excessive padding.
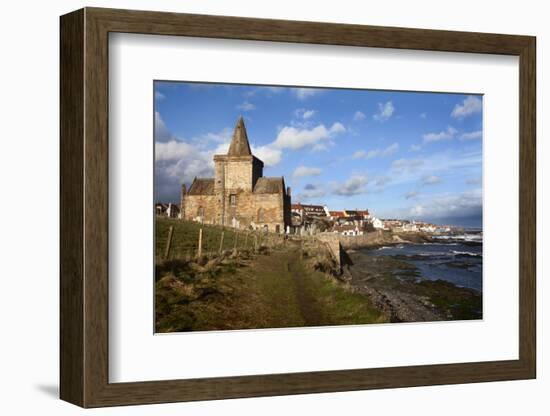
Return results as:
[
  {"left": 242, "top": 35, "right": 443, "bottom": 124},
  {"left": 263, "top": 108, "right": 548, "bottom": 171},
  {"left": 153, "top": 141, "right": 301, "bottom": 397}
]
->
[
  {"left": 197, "top": 206, "right": 204, "bottom": 217},
  {"left": 257, "top": 208, "right": 264, "bottom": 222}
]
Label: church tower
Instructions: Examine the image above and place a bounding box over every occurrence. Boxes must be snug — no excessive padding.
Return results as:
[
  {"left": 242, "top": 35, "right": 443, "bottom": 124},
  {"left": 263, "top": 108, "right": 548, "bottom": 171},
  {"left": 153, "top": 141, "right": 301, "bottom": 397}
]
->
[
  {"left": 213, "top": 117, "right": 264, "bottom": 225},
  {"left": 184, "top": 116, "right": 288, "bottom": 232}
]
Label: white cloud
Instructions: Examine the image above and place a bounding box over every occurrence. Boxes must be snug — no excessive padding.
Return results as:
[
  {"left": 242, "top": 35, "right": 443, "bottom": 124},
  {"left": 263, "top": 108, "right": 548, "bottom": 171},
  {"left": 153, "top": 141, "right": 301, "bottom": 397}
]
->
[
  {"left": 155, "top": 91, "right": 165, "bottom": 100},
  {"left": 353, "top": 111, "right": 366, "bottom": 121},
  {"left": 405, "top": 191, "right": 419, "bottom": 199},
  {"left": 410, "top": 144, "right": 422, "bottom": 152},
  {"left": 353, "top": 143, "right": 399, "bottom": 160},
  {"left": 392, "top": 158, "right": 424, "bottom": 173},
  {"left": 451, "top": 96, "right": 482, "bottom": 119},
  {"left": 155, "top": 139, "right": 214, "bottom": 202},
  {"left": 293, "top": 166, "right": 322, "bottom": 177},
  {"left": 460, "top": 130, "right": 482, "bottom": 141},
  {"left": 237, "top": 101, "right": 256, "bottom": 111},
  {"left": 373, "top": 101, "right": 395, "bottom": 122},
  {"left": 293, "top": 88, "right": 321, "bottom": 100},
  {"left": 422, "top": 126, "right": 457, "bottom": 144},
  {"left": 295, "top": 108, "right": 316, "bottom": 119},
  {"left": 352, "top": 150, "right": 367, "bottom": 159},
  {"left": 194, "top": 127, "right": 233, "bottom": 146},
  {"left": 154, "top": 111, "right": 173, "bottom": 143},
  {"left": 422, "top": 175, "right": 442, "bottom": 185},
  {"left": 252, "top": 145, "right": 282, "bottom": 167},
  {"left": 407, "top": 189, "right": 482, "bottom": 221},
  {"left": 273, "top": 122, "right": 346, "bottom": 150},
  {"left": 333, "top": 175, "right": 368, "bottom": 196}
]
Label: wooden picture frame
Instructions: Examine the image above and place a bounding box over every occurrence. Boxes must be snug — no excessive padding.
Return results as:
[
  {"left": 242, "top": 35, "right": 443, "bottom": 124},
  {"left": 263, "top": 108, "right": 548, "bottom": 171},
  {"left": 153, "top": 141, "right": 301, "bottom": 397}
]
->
[{"left": 60, "top": 7, "right": 536, "bottom": 408}]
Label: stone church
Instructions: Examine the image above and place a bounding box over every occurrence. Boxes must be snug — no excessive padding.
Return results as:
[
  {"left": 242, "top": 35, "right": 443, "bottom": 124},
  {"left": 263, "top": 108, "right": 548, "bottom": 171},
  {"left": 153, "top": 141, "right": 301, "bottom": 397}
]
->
[{"left": 180, "top": 117, "right": 291, "bottom": 233}]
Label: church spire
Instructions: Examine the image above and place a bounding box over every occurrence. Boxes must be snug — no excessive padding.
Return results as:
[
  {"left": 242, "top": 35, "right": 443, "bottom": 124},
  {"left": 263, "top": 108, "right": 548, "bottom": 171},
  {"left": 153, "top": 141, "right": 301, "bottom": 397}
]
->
[{"left": 227, "top": 116, "right": 252, "bottom": 156}]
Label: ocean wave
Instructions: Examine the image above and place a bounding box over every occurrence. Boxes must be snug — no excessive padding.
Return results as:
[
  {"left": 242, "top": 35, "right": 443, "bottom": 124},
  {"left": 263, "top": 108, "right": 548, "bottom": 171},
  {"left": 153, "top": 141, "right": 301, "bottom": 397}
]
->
[{"left": 450, "top": 250, "right": 482, "bottom": 257}]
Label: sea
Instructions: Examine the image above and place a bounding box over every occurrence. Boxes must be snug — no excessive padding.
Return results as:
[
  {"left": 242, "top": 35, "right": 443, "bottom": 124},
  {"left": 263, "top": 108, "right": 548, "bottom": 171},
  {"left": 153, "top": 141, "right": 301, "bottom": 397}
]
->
[{"left": 365, "top": 233, "right": 483, "bottom": 292}]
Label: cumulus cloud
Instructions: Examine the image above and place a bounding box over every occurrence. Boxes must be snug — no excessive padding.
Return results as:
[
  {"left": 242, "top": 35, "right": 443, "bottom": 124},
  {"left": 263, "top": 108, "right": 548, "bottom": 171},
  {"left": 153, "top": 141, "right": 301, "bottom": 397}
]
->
[
  {"left": 293, "top": 88, "right": 322, "bottom": 100},
  {"left": 460, "top": 130, "right": 482, "bottom": 141},
  {"left": 273, "top": 122, "right": 346, "bottom": 150},
  {"left": 333, "top": 175, "right": 368, "bottom": 196},
  {"left": 296, "top": 183, "right": 326, "bottom": 201},
  {"left": 155, "top": 139, "right": 214, "bottom": 203},
  {"left": 353, "top": 143, "right": 399, "bottom": 159},
  {"left": 422, "top": 175, "right": 442, "bottom": 185},
  {"left": 373, "top": 101, "right": 395, "bottom": 122},
  {"left": 237, "top": 101, "right": 256, "bottom": 111},
  {"left": 252, "top": 145, "right": 282, "bottom": 167},
  {"left": 155, "top": 91, "right": 166, "bottom": 100},
  {"left": 451, "top": 96, "right": 482, "bottom": 119},
  {"left": 422, "top": 126, "right": 457, "bottom": 144},
  {"left": 295, "top": 108, "right": 316, "bottom": 119},
  {"left": 293, "top": 166, "right": 322, "bottom": 177},
  {"left": 353, "top": 111, "right": 366, "bottom": 121}
]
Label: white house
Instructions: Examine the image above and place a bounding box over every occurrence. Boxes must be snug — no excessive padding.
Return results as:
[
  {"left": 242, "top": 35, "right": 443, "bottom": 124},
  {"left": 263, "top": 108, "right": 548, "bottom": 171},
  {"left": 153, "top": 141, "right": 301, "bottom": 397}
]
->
[{"left": 371, "top": 217, "right": 385, "bottom": 229}]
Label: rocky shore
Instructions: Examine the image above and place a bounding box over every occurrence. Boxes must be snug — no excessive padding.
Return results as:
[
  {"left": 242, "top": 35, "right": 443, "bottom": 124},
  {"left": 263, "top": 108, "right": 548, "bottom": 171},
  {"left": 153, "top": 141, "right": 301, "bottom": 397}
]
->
[
  {"left": 337, "top": 230, "right": 434, "bottom": 250},
  {"left": 345, "top": 243, "right": 482, "bottom": 323}
]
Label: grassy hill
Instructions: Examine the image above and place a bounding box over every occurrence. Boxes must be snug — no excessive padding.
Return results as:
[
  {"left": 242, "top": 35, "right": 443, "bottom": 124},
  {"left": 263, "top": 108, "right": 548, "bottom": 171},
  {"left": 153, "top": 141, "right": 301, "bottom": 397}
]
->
[{"left": 156, "top": 217, "right": 268, "bottom": 259}]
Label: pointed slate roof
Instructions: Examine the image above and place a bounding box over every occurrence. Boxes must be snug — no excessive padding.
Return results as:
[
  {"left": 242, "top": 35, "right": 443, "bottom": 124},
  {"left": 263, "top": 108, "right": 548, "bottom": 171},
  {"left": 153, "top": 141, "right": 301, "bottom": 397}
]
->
[{"left": 227, "top": 117, "right": 252, "bottom": 156}]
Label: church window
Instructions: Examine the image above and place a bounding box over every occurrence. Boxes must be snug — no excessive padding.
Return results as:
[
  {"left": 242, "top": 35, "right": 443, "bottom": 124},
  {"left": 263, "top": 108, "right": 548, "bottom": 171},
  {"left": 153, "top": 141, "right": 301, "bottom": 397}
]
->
[{"left": 230, "top": 194, "right": 237, "bottom": 206}]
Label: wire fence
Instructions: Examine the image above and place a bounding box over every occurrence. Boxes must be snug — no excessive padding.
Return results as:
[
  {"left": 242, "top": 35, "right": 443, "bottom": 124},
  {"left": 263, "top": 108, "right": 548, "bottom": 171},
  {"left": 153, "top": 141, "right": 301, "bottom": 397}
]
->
[{"left": 156, "top": 218, "right": 288, "bottom": 262}]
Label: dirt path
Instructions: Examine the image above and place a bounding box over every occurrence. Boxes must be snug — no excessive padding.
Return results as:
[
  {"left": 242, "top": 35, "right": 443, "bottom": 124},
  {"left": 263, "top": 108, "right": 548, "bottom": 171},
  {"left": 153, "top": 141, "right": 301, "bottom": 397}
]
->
[
  {"left": 285, "top": 248, "right": 323, "bottom": 325},
  {"left": 156, "top": 243, "right": 385, "bottom": 332}
]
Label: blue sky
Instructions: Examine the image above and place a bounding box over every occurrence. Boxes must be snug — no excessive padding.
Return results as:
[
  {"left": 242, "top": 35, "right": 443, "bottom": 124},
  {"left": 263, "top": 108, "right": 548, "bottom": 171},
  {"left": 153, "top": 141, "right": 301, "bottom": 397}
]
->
[{"left": 154, "top": 81, "right": 483, "bottom": 227}]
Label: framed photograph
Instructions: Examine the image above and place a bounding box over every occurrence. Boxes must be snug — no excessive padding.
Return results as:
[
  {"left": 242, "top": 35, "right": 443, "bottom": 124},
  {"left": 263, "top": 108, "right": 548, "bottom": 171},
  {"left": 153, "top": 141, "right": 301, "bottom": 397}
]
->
[{"left": 60, "top": 7, "right": 536, "bottom": 408}]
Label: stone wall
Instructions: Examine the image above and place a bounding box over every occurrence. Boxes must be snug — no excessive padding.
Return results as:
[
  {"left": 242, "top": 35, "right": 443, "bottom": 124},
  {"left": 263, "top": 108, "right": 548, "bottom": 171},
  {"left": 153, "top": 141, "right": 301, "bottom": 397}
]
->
[
  {"left": 225, "top": 159, "right": 253, "bottom": 191},
  {"left": 183, "top": 191, "right": 286, "bottom": 232},
  {"left": 315, "top": 233, "right": 344, "bottom": 269},
  {"left": 182, "top": 194, "right": 219, "bottom": 224}
]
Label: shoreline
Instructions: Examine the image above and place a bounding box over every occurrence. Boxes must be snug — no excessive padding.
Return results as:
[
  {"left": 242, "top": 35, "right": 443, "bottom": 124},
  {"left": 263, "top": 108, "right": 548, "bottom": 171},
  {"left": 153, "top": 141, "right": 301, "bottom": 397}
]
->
[{"left": 344, "top": 239, "right": 482, "bottom": 323}]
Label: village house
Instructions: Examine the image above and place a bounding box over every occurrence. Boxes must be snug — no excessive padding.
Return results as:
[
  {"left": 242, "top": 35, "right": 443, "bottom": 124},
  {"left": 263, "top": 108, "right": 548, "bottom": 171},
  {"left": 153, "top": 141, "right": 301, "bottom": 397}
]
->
[
  {"left": 328, "top": 210, "right": 345, "bottom": 221},
  {"left": 155, "top": 202, "right": 180, "bottom": 218},
  {"left": 291, "top": 203, "right": 329, "bottom": 220},
  {"left": 180, "top": 117, "right": 291, "bottom": 233},
  {"left": 333, "top": 224, "right": 364, "bottom": 236},
  {"left": 371, "top": 216, "right": 385, "bottom": 230}
]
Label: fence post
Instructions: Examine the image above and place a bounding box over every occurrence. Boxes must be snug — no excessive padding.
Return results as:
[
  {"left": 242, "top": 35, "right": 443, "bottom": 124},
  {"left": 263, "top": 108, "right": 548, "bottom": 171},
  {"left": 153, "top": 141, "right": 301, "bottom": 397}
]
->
[
  {"left": 197, "top": 228, "right": 203, "bottom": 258},
  {"left": 164, "top": 226, "right": 174, "bottom": 259},
  {"left": 219, "top": 231, "right": 225, "bottom": 254}
]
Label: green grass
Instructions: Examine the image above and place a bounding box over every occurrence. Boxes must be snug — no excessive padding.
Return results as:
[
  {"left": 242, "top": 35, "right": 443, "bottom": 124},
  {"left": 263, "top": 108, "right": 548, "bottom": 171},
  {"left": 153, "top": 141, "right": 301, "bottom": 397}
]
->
[
  {"left": 155, "top": 217, "right": 279, "bottom": 259},
  {"left": 155, "top": 241, "right": 387, "bottom": 332}
]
